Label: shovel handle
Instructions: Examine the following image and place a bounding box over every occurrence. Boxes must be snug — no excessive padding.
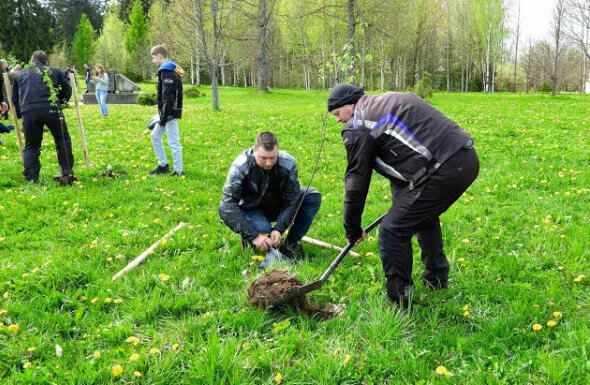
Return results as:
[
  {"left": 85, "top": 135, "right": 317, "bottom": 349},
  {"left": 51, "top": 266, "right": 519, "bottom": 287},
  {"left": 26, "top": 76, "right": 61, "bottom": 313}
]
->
[{"left": 318, "top": 214, "right": 386, "bottom": 283}]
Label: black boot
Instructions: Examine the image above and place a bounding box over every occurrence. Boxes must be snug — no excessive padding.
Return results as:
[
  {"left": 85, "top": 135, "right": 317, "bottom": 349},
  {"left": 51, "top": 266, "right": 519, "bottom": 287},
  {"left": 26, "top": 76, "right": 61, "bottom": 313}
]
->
[
  {"left": 54, "top": 174, "right": 77, "bottom": 186},
  {"left": 279, "top": 241, "right": 305, "bottom": 260},
  {"left": 386, "top": 276, "right": 413, "bottom": 309},
  {"left": 150, "top": 164, "right": 169, "bottom": 175}
]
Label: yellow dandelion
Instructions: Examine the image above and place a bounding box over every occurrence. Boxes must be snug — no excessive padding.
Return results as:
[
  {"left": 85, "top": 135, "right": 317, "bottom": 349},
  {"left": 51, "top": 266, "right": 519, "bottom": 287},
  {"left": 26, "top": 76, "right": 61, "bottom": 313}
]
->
[
  {"left": 463, "top": 310, "right": 470, "bottom": 317},
  {"left": 343, "top": 354, "right": 352, "bottom": 366},
  {"left": 547, "top": 320, "right": 558, "bottom": 328},
  {"left": 93, "top": 351, "right": 102, "bottom": 359},
  {"left": 532, "top": 323, "right": 543, "bottom": 332},
  {"left": 129, "top": 353, "right": 140, "bottom": 362},
  {"left": 573, "top": 274, "right": 586, "bottom": 283},
  {"left": 149, "top": 347, "right": 161, "bottom": 355},
  {"left": 462, "top": 305, "right": 469, "bottom": 311},
  {"left": 159, "top": 273, "right": 170, "bottom": 282},
  {"left": 23, "top": 361, "right": 32, "bottom": 369},
  {"left": 172, "top": 343, "right": 180, "bottom": 352},
  {"left": 90, "top": 239, "right": 98, "bottom": 248},
  {"left": 27, "top": 347, "right": 37, "bottom": 353},
  {"left": 91, "top": 297, "right": 99, "bottom": 304},
  {"left": 104, "top": 297, "right": 113, "bottom": 304},
  {"left": 462, "top": 239, "right": 470, "bottom": 244},
  {"left": 435, "top": 365, "right": 454, "bottom": 377},
  {"left": 113, "top": 298, "right": 123, "bottom": 304},
  {"left": 251, "top": 255, "right": 265, "bottom": 263},
  {"left": 7, "top": 323, "right": 20, "bottom": 334},
  {"left": 133, "top": 371, "right": 143, "bottom": 377},
  {"left": 125, "top": 336, "right": 140, "bottom": 346},
  {"left": 111, "top": 364, "right": 123, "bottom": 377},
  {"left": 552, "top": 311, "right": 562, "bottom": 318},
  {"left": 274, "top": 372, "right": 284, "bottom": 384}
]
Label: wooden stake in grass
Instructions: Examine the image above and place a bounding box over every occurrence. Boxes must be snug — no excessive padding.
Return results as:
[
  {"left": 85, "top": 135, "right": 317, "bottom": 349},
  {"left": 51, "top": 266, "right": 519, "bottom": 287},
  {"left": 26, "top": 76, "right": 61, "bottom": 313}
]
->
[
  {"left": 301, "top": 236, "right": 361, "bottom": 257},
  {"left": 2, "top": 73, "right": 24, "bottom": 161},
  {"left": 112, "top": 222, "right": 187, "bottom": 281},
  {"left": 68, "top": 73, "right": 90, "bottom": 167}
]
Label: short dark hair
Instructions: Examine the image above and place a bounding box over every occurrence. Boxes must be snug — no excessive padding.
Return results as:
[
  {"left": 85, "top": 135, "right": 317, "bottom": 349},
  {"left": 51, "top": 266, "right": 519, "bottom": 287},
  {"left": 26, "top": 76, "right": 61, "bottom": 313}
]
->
[
  {"left": 254, "top": 132, "right": 278, "bottom": 151},
  {"left": 150, "top": 44, "right": 168, "bottom": 58},
  {"left": 31, "top": 50, "right": 48, "bottom": 65}
]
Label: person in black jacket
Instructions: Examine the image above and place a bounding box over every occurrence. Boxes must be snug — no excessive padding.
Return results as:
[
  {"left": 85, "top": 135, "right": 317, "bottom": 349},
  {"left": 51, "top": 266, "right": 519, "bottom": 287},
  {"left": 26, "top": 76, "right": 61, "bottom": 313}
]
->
[
  {"left": 219, "top": 132, "right": 321, "bottom": 258},
  {"left": 149, "top": 44, "right": 184, "bottom": 176},
  {"left": 12, "top": 51, "right": 75, "bottom": 184},
  {"left": 328, "top": 84, "right": 479, "bottom": 307}
]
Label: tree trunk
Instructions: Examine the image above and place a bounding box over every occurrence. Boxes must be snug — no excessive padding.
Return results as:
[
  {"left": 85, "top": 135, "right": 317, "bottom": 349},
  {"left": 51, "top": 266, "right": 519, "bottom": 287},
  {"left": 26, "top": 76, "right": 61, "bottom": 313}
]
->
[
  {"left": 346, "top": 0, "right": 356, "bottom": 81},
  {"left": 257, "top": 0, "right": 272, "bottom": 91}
]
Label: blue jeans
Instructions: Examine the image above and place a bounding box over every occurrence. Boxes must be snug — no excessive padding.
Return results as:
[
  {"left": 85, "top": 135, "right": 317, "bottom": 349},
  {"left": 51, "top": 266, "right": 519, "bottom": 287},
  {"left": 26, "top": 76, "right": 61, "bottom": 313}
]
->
[
  {"left": 244, "top": 189, "right": 321, "bottom": 245},
  {"left": 151, "top": 118, "right": 183, "bottom": 173},
  {"left": 96, "top": 90, "right": 108, "bottom": 116}
]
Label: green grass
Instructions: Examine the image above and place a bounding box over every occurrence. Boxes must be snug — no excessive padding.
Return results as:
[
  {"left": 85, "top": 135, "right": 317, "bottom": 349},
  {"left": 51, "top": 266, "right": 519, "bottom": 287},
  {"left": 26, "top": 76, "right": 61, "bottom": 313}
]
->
[{"left": 0, "top": 88, "right": 589, "bottom": 384}]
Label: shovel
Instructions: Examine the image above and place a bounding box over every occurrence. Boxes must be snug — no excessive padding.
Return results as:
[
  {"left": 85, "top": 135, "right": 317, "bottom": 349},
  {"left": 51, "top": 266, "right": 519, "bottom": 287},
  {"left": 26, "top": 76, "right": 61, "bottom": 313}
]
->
[{"left": 278, "top": 214, "right": 386, "bottom": 304}]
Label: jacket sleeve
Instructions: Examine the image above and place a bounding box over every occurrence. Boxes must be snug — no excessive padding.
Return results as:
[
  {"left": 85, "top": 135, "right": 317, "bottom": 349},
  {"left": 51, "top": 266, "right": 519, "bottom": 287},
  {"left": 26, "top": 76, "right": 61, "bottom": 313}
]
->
[
  {"left": 0, "top": 75, "right": 5, "bottom": 103},
  {"left": 274, "top": 164, "right": 301, "bottom": 233},
  {"left": 12, "top": 77, "right": 21, "bottom": 118},
  {"left": 219, "top": 163, "right": 259, "bottom": 241},
  {"left": 159, "top": 72, "right": 178, "bottom": 124},
  {"left": 342, "top": 129, "right": 377, "bottom": 242}
]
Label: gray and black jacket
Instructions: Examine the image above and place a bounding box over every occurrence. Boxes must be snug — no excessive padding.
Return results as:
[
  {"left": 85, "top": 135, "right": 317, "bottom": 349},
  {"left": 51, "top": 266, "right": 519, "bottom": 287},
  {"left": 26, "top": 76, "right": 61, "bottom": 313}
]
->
[
  {"left": 219, "top": 149, "right": 301, "bottom": 241},
  {"left": 342, "top": 92, "right": 473, "bottom": 240}
]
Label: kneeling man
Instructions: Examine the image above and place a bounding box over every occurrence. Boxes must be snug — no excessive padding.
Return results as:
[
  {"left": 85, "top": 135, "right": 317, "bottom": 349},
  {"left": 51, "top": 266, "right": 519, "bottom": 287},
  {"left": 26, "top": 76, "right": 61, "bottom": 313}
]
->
[{"left": 219, "top": 132, "right": 321, "bottom": 259}]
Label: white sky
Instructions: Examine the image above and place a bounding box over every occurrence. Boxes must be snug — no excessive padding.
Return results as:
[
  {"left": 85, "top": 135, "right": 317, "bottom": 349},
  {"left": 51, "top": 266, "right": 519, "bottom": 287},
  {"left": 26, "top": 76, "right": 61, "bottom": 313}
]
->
[{"left": 509, "top": 0, "right": 555, "bottom": 41}]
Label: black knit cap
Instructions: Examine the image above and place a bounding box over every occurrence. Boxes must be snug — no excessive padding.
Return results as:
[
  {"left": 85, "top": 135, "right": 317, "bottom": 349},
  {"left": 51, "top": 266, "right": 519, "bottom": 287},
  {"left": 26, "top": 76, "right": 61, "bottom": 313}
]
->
[{"left": 327, "top": 83, "right": 364, "bottom": 112}]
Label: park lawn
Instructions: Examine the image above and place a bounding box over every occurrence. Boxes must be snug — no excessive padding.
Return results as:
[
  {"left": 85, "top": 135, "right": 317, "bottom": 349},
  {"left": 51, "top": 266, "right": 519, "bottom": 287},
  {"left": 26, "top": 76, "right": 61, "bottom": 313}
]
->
[{"left": 0, "top": 87, "right": 589, "bottom": 384}]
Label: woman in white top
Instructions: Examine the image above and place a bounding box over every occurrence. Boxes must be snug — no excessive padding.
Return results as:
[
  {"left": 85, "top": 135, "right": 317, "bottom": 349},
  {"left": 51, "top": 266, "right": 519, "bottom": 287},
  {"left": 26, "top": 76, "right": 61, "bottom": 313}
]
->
[{"left": 94, "top": 64, "right": 109, "bottom": 117}]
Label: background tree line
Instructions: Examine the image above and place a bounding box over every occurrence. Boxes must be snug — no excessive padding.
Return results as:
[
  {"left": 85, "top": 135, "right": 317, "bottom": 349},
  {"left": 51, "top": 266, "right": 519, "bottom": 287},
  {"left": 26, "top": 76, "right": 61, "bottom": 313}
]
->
[{"left": 2, "top": 0, "right": 590, "bottom": 95}]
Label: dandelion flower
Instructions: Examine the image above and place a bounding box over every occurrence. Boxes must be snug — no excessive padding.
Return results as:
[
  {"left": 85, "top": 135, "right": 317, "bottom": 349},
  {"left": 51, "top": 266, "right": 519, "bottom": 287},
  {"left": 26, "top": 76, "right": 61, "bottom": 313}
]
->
[
  {"left": 463, "top": 310, "right": 470, "bottom": 317},
  {"left": 125, "top": 336, "right": 140, "bottom": 346},
  {"left": 113, "top": 298, "right": 123, "bottom": 304},
  {"left": 27, "top": 347, "right": 36, "bottom": 352},
  {"left": 274, "top": 372, "right": 284, "bottom": 384},
  {"left": 573, "top": 274, "right": 586, "bottom": 283},
  {"left": 133, "top": 371, "right": 143, "bottom": 377},
  {"left": 159, "top": 273, "right": 170, "bottom": 282},
  {"left": 7, "top": 324, "right": 19, "bottom": 334},
  {"left": 93, "top": 351, "right": 102, "bottom": 359},
  {"left": 547, "top": 320, "right": 558, "bottom": 328},
  {"left": 23, "top": 361, "right": 32, "bottom": 369},
  {"left": 149, "top": 347, "right": 160, "bottom": 355},
  {"left": 532, "top": 323, "right": 543, "bottom": 332},
  {"left": 129, "top": 353, "right": 140, "bottom": 362},
  {"left": 111, "top": 364, "right": 123, "bottom": 377},
  {"left": 552, "top": 311, "right": 562, "bottom": 318},
  {"left": 435, "top": 365, "right": 453, "bottom": 377},
  {"left": 343, "top": 354, "right": 352, "bottom": 366},
  {"left": 252, "top": 255, "right": 265, "bottom": 263},
  {"left": 104, "top": 297, "right": 113, "bottom": 304}
]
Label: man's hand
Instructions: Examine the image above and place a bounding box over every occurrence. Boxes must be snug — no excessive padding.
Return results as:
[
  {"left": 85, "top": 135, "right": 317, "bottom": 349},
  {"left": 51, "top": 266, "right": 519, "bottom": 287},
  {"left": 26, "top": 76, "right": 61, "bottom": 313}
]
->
[
  {"left": 0, "top": 102, "right": 7, "bottom": 114},
  {"left": 347, "top": 230, "right": 367, "bottom": 245},
  {"left": 252, "top": 234, "right": 273, "bottom": 251},
  {"left": 270, "top": 230, "right": 282, "bottom": 248}
]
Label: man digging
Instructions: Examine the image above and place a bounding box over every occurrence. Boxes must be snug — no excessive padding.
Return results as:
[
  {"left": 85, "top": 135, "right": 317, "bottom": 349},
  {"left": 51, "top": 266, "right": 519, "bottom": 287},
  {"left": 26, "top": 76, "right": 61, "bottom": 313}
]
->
[
  {"left": 328, "top": 84, "right": 479, "bottom": 308},
  {"left": 219, "top": 132, "right": 321, "bottom": 265}
]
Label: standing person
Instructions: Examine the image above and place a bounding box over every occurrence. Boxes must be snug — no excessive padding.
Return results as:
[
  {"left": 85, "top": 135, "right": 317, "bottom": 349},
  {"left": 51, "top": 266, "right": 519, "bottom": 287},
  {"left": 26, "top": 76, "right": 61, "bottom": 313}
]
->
[
  {"left": 94, "top": 64, "right": 109, "bottom": 117},
  {"left": 327, "top": 84, "right": 479, "bottom": 307},
  {"left": 84, "top": 64, "right": 91, "bottom": 93},
  {"left": 12, "top": 50, "right": 75, "bottom": 185},
  {"left": 0, "top": 59, "right": 15, "bottom": 144},
  {"left": 219, "top": 132, "right": 322, "bottom": 259},
  {"left": 149, "top": 44, "right": 184, "bottom": 176}
]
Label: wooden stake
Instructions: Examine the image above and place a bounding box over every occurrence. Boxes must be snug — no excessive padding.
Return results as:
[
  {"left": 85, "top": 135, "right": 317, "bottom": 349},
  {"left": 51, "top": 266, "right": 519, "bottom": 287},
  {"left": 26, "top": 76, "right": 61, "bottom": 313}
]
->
[
  {"left": 112, "top": 222, "right": 187, "bottom": 281},
  {"left": 68, "top": 73, "right": 90, "bottom": 167},
  {"left": 301, "top": 236, "right": 361, "bottom": 257},
  {"left": 2, "top": 73, "right": 24, "bottom": 161}
]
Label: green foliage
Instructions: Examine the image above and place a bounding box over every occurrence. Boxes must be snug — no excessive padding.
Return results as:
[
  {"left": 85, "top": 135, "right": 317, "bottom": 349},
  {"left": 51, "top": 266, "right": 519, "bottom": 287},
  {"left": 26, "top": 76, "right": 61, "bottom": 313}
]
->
[
  {"left": 94, "top": 7, "right": 128, "bottom": 72},
  {"left": 125, "top": 0, "right": 150, "bottom": 81},
  {"left": 414, "top": 72, "right": 433, "bottom": 99},
  {"left": 0, "top": 89, "right": 589, "bottom": 383},
  {"left": 137, "top": 92, "right": 157, "bottom": 105},
  {"left": 71, "top": 14, "right": 95, "bottom": 68},
  {"left": 184, "top": 87, "right": 201, "bottom": 98}
]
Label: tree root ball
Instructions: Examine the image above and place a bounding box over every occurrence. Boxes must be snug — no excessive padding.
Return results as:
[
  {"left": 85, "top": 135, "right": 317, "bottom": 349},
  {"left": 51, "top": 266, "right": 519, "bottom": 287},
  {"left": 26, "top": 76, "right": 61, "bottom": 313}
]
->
[{"left": 247, "top": 269, "right": 306, "bottom": 309}]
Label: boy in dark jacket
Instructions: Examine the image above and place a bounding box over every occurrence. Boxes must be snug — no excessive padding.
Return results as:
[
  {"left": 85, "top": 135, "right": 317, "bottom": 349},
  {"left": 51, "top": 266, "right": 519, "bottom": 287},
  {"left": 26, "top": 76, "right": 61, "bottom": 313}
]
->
[
  {"left": 328, "top": 84, "right": 479, "bottom": 307},
  {"left": 12, "top": 51, "right": 75, "bottom": 184},
  {"left": 149, "top": 45, "right": 184, "bottom": 176}
]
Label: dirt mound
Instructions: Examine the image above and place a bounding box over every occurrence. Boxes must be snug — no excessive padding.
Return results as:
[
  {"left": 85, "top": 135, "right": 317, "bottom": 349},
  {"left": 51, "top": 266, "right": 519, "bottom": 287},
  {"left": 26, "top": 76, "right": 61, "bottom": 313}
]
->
[
  {"left": 248, "top": 269, "right": 305, "bottom": 309},
  {"left": 247, "top": 269, "right": 346, "bottom": 320}
]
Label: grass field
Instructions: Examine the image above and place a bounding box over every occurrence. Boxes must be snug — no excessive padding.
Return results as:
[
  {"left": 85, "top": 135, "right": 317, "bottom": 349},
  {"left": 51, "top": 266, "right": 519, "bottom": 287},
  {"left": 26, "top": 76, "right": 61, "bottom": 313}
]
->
[{"left": 0, "top": 87, "right": 589, "bottom": 384}]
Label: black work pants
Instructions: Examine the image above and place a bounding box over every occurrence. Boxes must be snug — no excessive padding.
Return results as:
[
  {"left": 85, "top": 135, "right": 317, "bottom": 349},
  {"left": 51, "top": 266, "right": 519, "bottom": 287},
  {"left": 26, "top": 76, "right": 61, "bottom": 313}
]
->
[
  {"left": 22, "top": 108, "right": 74, "bottom": 181},
  {"left": 379, "top": 147, "right": 479, "bottom": 300}
]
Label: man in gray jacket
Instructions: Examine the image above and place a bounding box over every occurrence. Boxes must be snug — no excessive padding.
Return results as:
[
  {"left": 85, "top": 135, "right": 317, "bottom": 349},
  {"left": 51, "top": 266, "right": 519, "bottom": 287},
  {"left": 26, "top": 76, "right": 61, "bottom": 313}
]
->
[
  {"left": 219, "top": 132, "right": 321, "bottom": 258},
  {"left": 328, "top": 84, "right": 479, "bottom": 307}
]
